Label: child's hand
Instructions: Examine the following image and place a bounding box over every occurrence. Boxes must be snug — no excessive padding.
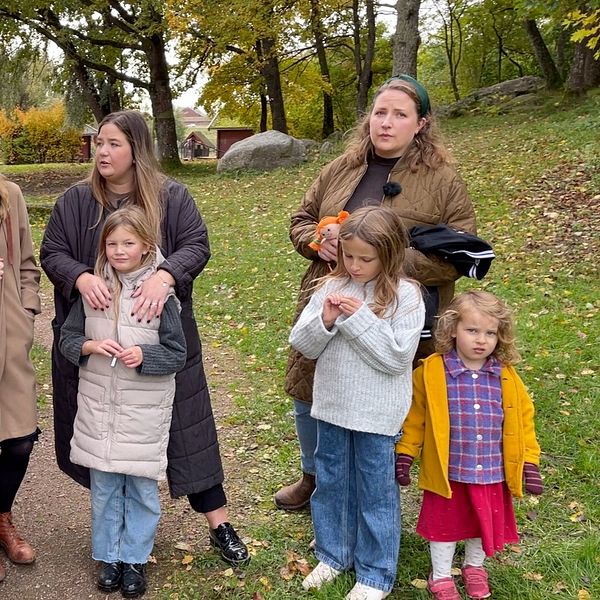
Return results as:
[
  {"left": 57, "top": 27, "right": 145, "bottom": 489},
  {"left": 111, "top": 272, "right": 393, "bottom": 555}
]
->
[
  {"left": 118, "top": 346, "right": 143, "bottom": 369},
  {"left": 336, "top": 295, "right": 363, "bottom": 316},
  {"left": 323, "top": 294, "right": 343, "bottom": 329},
  {"left": 523, "top": 463, "right": 543, "bottom": 495},
  {"left": 83, "top": 338, "right": 123, "bottom": 359},
  {"left": 0, "top": 257, "right": 4, "bottom": 280},
  {"left": 395, "top": 454, "right": 413, "bottom": 486}
]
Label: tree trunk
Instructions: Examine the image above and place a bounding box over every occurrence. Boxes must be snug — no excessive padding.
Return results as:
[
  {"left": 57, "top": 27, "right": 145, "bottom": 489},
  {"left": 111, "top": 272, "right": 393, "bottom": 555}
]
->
[
  {"left": 146, "top": 34, "right": 180, "bottom": 164},
  {"left": 392, "top": 0, "right": 421, "bottom": 77},
  {"left": 523, "top": 19, "right": 562, "bottom": 89},
  {"left": 583, "top": 45, "right": 600, "bottom": 88},
  {"left": 72, "top": 62, "right": 110, "bottom": 123},
  {"left": 354, "top": 0, "right": 376, "bottom": 117},
  {"left": 259, "top": 93, "right": 268, "bottom": 132},
  {"left": 555, "top": 28, "right": 569, "bottom": 80},
  {"left": 309, "top": 0, "right": 334, "bottom": 138},
  {"left": 257, "top": 37, "right": 288, "bottom": 134},
  {"left": 566, "top": 41, "right": 588, "bottom": 94}
]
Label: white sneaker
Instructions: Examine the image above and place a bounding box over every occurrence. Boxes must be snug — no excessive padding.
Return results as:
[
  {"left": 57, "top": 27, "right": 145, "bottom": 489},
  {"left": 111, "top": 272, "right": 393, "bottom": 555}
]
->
[
  {"left": 302, "top": 561, "right": 342, "bottom": 590},
  {"left": 344, "top": 582, "right": 391, "bottom": 600}
]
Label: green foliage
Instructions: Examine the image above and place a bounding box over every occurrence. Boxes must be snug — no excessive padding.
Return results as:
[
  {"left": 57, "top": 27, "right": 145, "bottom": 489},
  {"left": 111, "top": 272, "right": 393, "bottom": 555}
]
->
[
  {"left": 0, "top": 40, "right": 58, "bottom": 111},
  {"left": 566, "top": 8, "right": 600, "bottom": 58}
]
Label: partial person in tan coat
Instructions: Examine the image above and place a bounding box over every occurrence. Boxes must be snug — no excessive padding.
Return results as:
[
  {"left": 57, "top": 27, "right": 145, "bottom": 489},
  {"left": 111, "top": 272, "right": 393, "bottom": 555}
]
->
[
  {"left": 275, "top": 75, "right": 477, "bottom": 511},
  {"left": 0, "top": 175, "right": 41, "bottom": 583}
]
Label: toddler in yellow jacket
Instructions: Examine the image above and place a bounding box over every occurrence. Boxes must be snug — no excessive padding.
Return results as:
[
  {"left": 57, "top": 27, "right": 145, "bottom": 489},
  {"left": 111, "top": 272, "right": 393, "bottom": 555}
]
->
[{"left": 395, "top": 291, "right": 542, "bottom": 600}]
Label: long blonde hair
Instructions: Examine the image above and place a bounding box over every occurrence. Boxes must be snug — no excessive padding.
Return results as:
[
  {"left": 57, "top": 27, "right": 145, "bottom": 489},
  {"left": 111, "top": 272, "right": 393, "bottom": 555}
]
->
[
  {"left": 88, "top": 110, "right": 166, "bottom": 238},
  {"left": 435, "top": 290, "right": 521, "bottom": 365},
  {"left": 343, "top": 78, "right": 451, "bottom": 171},
  {"left": 326, "top": 206, "right": 414, "bottom": 317},
  {"left": 95, "top": 206, "right": 158, "bottom": 305}
]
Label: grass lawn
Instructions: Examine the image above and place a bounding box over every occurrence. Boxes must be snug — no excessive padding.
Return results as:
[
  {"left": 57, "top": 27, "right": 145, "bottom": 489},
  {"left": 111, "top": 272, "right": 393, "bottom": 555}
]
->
[{"left": 12, "top": 88, "right": 600, "bottom": 599}]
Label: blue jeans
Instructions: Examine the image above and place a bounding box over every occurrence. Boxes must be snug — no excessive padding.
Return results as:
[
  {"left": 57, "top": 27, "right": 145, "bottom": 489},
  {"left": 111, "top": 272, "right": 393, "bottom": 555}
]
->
[
  {"left": 294, "top": 399, "right": 317, "bottom": 475},
  {"left": 312, "top": 421, "right": 400, "bottom": 593},
  {"left": 90, "top": 469, "right": 161, "bottom": 564}
]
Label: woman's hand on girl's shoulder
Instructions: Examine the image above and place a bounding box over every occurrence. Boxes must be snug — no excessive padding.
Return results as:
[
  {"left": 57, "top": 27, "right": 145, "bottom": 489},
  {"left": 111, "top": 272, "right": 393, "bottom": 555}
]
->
[{"left": 130, "top": 272, "right": 172, "bottom": 322}]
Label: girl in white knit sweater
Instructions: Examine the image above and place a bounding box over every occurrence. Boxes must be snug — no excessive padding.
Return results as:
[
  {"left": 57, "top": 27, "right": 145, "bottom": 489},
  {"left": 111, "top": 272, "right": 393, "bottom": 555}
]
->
[{"left": 290, "top": 206, "right": 425, "bottom": 600}]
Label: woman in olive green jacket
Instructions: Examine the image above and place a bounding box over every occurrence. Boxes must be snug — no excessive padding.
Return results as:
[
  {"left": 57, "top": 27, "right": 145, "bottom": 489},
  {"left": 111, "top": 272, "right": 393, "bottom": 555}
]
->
[{"left": 275, "top": 75, "right": 477, "bottom": 510}]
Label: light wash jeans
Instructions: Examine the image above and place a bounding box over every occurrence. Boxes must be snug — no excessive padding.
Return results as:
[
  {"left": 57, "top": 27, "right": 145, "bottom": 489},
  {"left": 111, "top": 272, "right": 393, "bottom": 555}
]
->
[
  {"left": 294, "top": 399, "right": 317, "bottom": 475},
  {"left": 312, "top": 420, "right": 400, "bottom": 593},
  {"left": 90, "top": 468, "right": 161, "bottom": 564}
]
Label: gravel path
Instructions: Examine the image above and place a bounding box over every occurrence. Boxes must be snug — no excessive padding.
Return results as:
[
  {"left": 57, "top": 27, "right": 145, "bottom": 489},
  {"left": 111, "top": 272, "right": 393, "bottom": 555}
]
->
[{"left": 1, "top": 293, "right": 253, "bottom": 599}]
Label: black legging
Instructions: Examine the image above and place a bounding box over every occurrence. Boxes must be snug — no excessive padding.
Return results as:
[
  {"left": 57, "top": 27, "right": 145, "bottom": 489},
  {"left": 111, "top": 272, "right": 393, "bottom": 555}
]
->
[
  {"left": 187, "top": 484, "right": 227, "bottom": 515},
  {"left": 0, "top": 436, "right": 35, "bottom": 513}
]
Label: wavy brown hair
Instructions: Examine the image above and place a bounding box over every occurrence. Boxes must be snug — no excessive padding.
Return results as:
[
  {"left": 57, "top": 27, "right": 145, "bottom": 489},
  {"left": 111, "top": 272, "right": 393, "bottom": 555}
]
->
[
  {"left": 435, "top": 290, "right": 521, "bottom": 365},
  {"left": 88, "top": 110, "right": 166, "bottom": 237},
  {"left": 343, "top": 78, "right": 452, "bottom": 171},
  {"left": 325, "top": 206, "right": 419, "bottom": 318}
]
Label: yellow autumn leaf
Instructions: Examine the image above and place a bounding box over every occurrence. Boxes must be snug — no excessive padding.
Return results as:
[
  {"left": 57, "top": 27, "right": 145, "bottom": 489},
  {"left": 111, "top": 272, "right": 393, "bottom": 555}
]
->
[
  {"left": 523, "top": 572, "right": 543, "bottom": 581},
  {"left": 174, "top": 541, "right": 194, "bottom": 552},
  {"left": 578, "top": 590, "right": 591, "bottom": 600},
  {"left": 181, "top": 554, "right": 194, "bottom": 565},
  {"left": 411, "top": 578, "right": 428, "bottom": 589}
]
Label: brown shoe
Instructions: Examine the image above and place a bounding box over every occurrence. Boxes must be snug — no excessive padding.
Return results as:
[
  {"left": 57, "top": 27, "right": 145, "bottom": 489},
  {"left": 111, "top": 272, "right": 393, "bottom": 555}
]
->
[
  {"left": 0, "top": 557, "right": 5, "bottom": 582},
  {"left": 0, "top": 512, "right": 35, "bottom": 564},
  {"left": 273, "top": 473, "right": 315, "bottom": 510}
]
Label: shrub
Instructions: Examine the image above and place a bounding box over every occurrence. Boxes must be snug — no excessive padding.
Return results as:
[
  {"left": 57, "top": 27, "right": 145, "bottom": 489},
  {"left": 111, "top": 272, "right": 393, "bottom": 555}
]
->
[{"left": 0, "top": 102, "right": 83, "bottom": 164}]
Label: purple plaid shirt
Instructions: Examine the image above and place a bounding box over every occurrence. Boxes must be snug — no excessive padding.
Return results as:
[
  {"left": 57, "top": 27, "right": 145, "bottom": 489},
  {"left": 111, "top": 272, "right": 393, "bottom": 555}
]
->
[{"left": 444, "top": 350, "right": 504, "bottom": 484}]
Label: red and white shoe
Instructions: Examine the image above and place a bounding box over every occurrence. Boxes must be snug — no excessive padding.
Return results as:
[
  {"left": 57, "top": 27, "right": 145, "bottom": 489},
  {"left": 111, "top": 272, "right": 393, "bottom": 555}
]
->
[
  {"left": 427, "top": 575, "right": 462, "bottom": 600},
  {"left": 461, "top": 565, "right": 491, "bottom": 599}
]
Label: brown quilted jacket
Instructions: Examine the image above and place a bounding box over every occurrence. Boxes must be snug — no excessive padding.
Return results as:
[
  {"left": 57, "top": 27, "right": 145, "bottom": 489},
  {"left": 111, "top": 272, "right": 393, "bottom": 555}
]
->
[{"left": 284, "top": 153, "right": 476, "bottom": 403}]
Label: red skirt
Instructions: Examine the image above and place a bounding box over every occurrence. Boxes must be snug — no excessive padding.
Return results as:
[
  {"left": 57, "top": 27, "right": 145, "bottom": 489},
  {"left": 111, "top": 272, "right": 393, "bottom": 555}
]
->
[{"left": 416, "top": 481, "right": 518, "bottom": 556}]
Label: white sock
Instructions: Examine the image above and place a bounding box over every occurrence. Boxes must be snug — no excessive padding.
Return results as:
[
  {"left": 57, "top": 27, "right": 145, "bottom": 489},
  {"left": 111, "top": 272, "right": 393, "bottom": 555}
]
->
[
  {"left": 464, "top": 537, "right": 486, "bottom": 568},
  {"left": 430, "top": 541, "right": 456, "bottom": 580}
]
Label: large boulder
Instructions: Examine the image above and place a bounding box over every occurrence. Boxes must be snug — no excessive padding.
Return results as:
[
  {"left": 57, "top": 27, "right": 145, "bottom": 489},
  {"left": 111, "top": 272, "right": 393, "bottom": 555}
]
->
[
  {"left": 217, "top": 130, "right": 308, "bottom": 173},
  {"left": 437, "top": 76, "right": 546, "bottom": 118}
]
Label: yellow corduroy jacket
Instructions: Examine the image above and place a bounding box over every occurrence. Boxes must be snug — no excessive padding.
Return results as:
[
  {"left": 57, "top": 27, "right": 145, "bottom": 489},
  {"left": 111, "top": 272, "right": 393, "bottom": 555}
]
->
[{"left": 395, "top": 353, "right": 541, "bottom": 499}]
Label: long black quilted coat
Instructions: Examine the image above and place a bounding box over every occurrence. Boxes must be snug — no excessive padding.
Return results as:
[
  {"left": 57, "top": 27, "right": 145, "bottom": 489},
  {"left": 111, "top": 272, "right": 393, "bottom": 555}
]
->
[{"left": 40, "top": 180, "right": 224, "bottom": 498}]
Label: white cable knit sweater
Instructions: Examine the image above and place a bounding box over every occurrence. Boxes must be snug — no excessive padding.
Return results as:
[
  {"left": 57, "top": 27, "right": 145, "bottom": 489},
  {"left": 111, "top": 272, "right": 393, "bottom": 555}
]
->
[{"left": 289, "top": 277, "right": 425, "bottom": 435}]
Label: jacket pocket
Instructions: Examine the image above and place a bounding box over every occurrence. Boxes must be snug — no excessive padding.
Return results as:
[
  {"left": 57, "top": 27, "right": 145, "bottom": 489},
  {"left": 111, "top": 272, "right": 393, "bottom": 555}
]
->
[{"left": 75, "top": 378, "right": 109, "bottom": 441}]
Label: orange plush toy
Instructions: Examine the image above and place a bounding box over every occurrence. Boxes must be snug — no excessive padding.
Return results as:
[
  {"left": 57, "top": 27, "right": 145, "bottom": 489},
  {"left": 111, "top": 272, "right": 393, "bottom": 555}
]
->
[{"left": 308, "top": 211, "right": 350, "bottom": 252}]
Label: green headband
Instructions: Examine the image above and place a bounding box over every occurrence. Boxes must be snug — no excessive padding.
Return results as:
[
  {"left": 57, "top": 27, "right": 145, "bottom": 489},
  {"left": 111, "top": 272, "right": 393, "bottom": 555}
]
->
[{"left": 382, "top": 74, "right": 430, "bottom": 118}]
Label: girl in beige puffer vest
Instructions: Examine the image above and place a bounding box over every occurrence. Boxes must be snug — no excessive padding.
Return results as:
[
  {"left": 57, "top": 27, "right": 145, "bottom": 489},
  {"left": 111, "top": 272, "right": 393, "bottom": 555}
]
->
[{"left": 59, "top": 207, "right": 186, "bottom": 596}]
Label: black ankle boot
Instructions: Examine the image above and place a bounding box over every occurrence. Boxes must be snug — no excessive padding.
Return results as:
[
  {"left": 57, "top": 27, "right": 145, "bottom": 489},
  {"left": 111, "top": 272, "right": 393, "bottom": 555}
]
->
[
  {"left": 97, "top": 561, "right": 122, "bottom": 592},
  {"left": 209, "top": 522, "right": 250, "bottom": 566},
  {"left": 121, "top": 563, "right": 147, "bottom": 598}
]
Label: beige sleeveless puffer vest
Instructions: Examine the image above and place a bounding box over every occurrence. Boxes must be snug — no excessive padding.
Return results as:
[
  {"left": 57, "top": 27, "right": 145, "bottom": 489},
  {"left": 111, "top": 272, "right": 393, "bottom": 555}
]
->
[{"left": 70, "top": 259, "right": 176, "bottom": 480}]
